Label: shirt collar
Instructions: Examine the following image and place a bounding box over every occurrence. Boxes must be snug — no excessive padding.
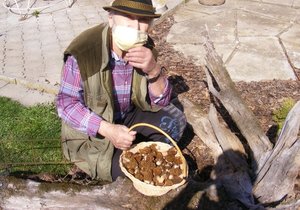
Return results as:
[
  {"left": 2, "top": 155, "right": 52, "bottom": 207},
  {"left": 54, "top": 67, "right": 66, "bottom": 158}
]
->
[{"left": 111, "top": 50, "right": 126, "bottom": 63}]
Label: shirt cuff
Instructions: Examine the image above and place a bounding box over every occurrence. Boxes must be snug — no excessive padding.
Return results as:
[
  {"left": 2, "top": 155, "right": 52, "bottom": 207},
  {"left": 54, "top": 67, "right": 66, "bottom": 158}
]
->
[
  {"left": 149, "top": 78, "right": 172, "bottom": 106},
  {"left": 87, "top": 114, "right": 102, "bottom": 137}
]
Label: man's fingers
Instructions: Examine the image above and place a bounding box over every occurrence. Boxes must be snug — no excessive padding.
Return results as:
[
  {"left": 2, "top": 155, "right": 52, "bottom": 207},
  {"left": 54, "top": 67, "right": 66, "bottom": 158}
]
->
[
  {"left": 129, "top": 130, "right": 137, "bottom": 136},
  {"left": 126, "top": 54, "right": 145, "bottom": 63},
  {"left": 118, "top": 141, "right": 132, "bottom": 150},
  {"left": 127, "top": 46, "right": 144, "bottom": 53}
]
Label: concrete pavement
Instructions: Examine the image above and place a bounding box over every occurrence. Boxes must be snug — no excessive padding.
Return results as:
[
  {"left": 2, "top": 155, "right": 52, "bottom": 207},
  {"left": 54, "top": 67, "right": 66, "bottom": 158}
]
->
[
  {"left": 0, "top": 0, "right": 299, "bottom": 106},
  {"left": 168, "top": 0, "right": 300, "bottom": 82},
  {"left": 0, "top": 0, "right": 112, "bottom": 106}
]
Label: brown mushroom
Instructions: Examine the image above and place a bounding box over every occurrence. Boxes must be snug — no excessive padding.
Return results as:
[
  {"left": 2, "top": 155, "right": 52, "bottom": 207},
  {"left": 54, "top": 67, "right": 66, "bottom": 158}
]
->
[
  {"left": 169, "top": 167, "right": 182, "bottom": 176},
  {"left": 171, "top": 176, "right": 183, "bottom": 184},
  {"left": 164, "top": 179, "right": 173, "bottom": 186},
  {"left": 153, "top": 166, "right": 163, "bottom": 176},
  {"left": 167, "top": 147, "right": 177, "bottom": 156},
  {"left": 139, "top": 146, "right": 151, "bottom": 154}
]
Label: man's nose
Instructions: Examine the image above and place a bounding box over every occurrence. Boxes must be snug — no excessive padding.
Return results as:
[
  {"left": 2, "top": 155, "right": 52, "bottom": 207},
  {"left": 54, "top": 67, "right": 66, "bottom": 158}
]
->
[{"left": 129, "top": 19, "right": 139, "bottom": 29}]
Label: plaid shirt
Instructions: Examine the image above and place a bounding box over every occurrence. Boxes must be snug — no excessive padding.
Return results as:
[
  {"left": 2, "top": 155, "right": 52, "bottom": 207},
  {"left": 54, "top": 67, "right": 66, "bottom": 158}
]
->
[{"left": 56, "top": 53, "right": 171, "bottom": 137}]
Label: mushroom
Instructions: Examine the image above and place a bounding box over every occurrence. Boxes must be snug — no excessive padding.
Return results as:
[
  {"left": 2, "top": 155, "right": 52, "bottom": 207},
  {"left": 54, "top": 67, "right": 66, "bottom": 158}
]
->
[
  {"left": 169, "top": 167, "right": 182, "bottom": 176},
  {"left": 164, "top": 179, "right": 173, "bottom": 186},
  {"left": 153, "top": 166, "right": 163, "bottom": 176}
]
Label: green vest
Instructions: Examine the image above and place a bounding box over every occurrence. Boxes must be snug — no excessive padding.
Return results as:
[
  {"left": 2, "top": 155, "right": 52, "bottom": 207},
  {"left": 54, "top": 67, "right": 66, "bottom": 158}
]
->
[{"left": 61, "top": 23, "right": 160, "bottom": 181}]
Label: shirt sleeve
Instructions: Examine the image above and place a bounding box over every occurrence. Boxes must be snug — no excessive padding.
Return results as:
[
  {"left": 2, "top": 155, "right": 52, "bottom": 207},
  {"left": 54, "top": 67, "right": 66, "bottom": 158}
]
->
[
  {"left": 56, "top": 55, "right": 102, "bottom": 137},
  {"left": 148, "top": 77, "right": 172, "bottom": 106}
]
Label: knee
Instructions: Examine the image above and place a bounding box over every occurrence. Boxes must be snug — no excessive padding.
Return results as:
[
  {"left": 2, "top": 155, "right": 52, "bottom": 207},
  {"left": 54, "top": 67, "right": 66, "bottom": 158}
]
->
[
  {"left": 176, "top": 110, "right": 187, "bottom": 141},
  {"left": 161, "top": 106, "right": 186, "bottom": 143}
]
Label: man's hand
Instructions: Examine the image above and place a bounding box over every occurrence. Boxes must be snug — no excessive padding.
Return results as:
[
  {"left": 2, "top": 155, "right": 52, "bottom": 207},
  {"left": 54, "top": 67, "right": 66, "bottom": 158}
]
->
[
  {"left": 125, "top": 46, "right": 166, "bottom": 97},
  {"left": 125, "top": 46, "right": 160, "bottom": 77},
  {"left": 98, "top": 121, "right": 136, "bottom": 150}
]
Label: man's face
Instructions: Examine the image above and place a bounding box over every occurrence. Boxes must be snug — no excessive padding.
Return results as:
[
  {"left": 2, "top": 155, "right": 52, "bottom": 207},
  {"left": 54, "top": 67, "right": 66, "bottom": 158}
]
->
[{"left": 108, "top": 11, "right": 153, "bottom": 32}]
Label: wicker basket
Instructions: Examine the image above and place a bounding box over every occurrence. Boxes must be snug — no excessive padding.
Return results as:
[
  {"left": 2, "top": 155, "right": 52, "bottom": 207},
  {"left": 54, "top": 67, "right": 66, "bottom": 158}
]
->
[{"left": 119, "top": 123, "right": 188, "bottom": 196}]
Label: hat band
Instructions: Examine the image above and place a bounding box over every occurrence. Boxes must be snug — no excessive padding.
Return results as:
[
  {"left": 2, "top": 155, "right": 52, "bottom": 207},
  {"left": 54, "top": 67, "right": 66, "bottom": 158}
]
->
[{"left": 112, "top": 0, "right": 155, "bottom": 12}]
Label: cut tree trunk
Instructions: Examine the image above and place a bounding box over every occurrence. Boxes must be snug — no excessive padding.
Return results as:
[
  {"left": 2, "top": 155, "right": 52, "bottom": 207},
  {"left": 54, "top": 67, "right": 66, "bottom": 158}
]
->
[
  {"left": 180, "top": 35, "right": 300, "bottom": 206},
  {"left": 179, "top": 96, "right": 246, "bottom": 160},
  {"left": 203, "top": 39, "right": 273, "bottom": 172},
  {"left": 253, "top": 101, "right": 300, "bottom": 203},
  {"left": 181, "top": 97, "right": 263, "bottom": 208}
]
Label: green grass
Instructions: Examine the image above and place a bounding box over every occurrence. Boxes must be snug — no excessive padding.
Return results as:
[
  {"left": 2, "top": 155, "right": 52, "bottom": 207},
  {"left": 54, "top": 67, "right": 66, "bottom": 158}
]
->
[{"left": 0, "top": 97, "right": 70, "bottom": 175}]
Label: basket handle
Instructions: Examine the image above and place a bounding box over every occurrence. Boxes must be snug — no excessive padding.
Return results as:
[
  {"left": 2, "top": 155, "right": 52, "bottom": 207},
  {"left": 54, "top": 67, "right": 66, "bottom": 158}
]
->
[{"left": 129, "top": 123, "right": 187, "bottom": 177}]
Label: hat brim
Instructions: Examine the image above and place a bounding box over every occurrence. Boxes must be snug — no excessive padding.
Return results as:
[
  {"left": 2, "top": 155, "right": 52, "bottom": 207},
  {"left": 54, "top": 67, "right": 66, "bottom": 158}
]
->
[{"left": 103, "top": 6, "right": 161, "bottom": 18}]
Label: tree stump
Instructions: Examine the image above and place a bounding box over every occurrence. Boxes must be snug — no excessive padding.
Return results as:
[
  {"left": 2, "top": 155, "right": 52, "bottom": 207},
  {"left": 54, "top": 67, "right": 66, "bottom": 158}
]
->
[{"left": 180, "top": 35, "right": 300, "bottom": 208}]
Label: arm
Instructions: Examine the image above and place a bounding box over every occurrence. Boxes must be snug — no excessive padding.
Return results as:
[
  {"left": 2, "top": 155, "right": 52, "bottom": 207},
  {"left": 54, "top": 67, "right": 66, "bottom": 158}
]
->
[
  {"left": 148, "top": 74, "right": 172, "bottom": 106},
  {"left": 56, "top": 56, "right": 136, "bottom": 150},
  {"left": 56, "top": 56, "right": 102, "bottom": 137},
  {"left": 125, "top": 46, "right": 172, "bottom": 106}
]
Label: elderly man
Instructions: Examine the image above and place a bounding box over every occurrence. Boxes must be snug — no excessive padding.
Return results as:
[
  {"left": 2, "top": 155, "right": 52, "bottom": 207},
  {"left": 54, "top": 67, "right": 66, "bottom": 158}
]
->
[{"left": 56, "top": 0, "right": 186, "bottom": 182}]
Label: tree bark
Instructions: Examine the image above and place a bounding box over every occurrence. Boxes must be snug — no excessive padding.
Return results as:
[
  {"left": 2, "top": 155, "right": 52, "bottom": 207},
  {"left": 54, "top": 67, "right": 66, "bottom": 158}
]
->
[
  {"left": 179, "top": 96, "right": 224, "bottom": 160},
  {"left": 253, "top": 101, "right": 300, "bottom": 203},
  {"left": 180, "top": 97, "right": 259, "bottom": 208}
]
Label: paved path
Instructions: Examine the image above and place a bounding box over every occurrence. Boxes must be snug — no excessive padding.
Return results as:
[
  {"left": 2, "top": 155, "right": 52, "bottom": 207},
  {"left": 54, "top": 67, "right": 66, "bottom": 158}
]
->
[
  {"left": 0, "top": 0, "right": 112, "bottom": 105},
  {"left": 168, "top": 0, "right": 300, "bottom": 82},
  {"left": 0, "top": 0, "right": 299, "bottom": 106}
]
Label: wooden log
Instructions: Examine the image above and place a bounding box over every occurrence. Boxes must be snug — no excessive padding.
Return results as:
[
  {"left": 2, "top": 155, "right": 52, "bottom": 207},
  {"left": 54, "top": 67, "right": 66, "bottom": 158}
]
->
[
  {"left": 179, "top": 96, "right": 246, "bottom": 159},
  {"left": 203, "top": 38, "right": 300, "bottom": 204},
  {"left": 203, "top": 38, "right": 273, "bottom": 171},
  {"left": 268, "top": 200, "right": 300, "bottom": 210},
  {"left": 207, "top": 105, "right": 262, "bottom": 209},
  {"left": 179, "top": 96, "right": 223, "bottom": 160},
  {"left": 253, "top": 101, "right": 300, "bottom": 203},
  {"left": 208, "top": 104, "right": 246, "bottom": 163},
  {"left": 180, "top": 97, "right": 260, "bottom": 208}
]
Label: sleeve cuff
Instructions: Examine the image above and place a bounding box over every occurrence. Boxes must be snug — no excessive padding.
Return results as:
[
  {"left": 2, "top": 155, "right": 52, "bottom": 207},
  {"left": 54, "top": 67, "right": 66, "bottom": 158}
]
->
[
  {"left": 149, "top": 78, "right": 172, "bottom": 105},
  {"left": 87, "top": 114, "right": 102, "bottom": 137}
]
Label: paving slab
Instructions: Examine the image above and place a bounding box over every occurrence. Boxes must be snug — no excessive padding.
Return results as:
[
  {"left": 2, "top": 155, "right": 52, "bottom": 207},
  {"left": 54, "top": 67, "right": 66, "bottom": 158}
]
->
[
  {"left": 227, "top": 37, "right": 296, "bottom": 81},
  {"left": 1, "top": 0, "right": 108, "bottom": 90},
  {"left": 294, "top": 0, "right": 300, "bottom": 8},
  {"left": 168, "top": 0, "right": 298, "bottom": 82},
  {"left": 280, "top": 25, "right": 300, "bottom": 69},
  {"left": 235, "top": 0, "right": 298, "bottom": 22},
  {"left": 168, "top": 10, "right": 236, "bottom": 44},
  {"left": 261, "top": 0, "right": 294, "bottom": 7},
  {"left": 237, "top": 10, "right": 290, "bottom": 37}
]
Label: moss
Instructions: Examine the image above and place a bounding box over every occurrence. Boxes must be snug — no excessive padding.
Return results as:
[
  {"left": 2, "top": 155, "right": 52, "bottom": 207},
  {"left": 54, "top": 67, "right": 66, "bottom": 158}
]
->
[{"left": 272, "top": 98, "right": 296, "bottom": 136}]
